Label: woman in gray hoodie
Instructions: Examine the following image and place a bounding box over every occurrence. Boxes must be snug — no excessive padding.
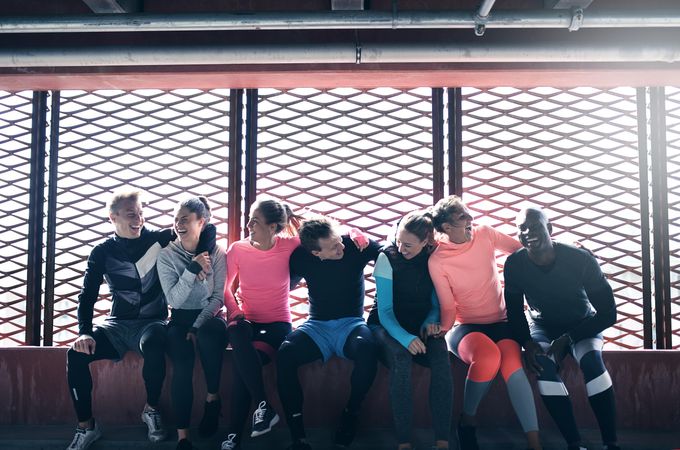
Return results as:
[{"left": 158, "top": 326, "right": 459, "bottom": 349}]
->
[{"left": 157, "top": 196, "right": 228, "bottom": 450}]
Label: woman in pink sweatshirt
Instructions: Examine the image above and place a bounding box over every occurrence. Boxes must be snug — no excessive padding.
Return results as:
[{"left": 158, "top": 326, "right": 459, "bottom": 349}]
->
[
  {"left": 428, "top": 195, "right": 541, "bottom": 450},
  {"left": 220, "top": 198, "right": 302, "bottom": 450}
]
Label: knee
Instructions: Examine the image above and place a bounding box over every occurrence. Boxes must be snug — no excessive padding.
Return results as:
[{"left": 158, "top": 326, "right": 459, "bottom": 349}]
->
[
  {"left": 276, "top": 340, "right": 297, "bottom": 371},
  {"left": 197, "top": 321, "right": 226, "bottom": 346},
  {"left": 141, "top": 328, "right": 167, "bottom": 355},
  {"left": 227, "top": 320, "right": 251, "bottom": 346},
  {"left": 67, "top": 347, "right": 90, "bottom": 368}
]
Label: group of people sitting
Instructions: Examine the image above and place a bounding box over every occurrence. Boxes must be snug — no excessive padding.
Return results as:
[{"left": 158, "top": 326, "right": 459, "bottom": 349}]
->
[{"left": 65, "top": 190, "right": 620, "bottom": 450}]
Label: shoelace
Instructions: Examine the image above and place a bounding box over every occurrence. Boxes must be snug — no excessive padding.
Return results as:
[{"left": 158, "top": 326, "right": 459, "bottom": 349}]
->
[
  {"left": 68, "top": 429, "right": 85, "bottom": 449},
  {"left": 222, "top": 433, "right": 237, "bottom": 449},
  {"left": 253, "top": 401, "right": 267, "bottom": 425},
  {"left": 147, "top": 411, "right": 162, "bottom": 430}
]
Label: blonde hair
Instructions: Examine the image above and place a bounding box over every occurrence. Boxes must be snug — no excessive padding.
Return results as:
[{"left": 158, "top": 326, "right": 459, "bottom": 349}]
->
[{"left": 108, "top": 189, "right": 142, "bottom": 215}]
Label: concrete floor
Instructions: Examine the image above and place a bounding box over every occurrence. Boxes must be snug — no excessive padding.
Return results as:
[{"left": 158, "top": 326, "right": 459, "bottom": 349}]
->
[{"left": 1, "top": 426, "right": 678, "bottom": 450}]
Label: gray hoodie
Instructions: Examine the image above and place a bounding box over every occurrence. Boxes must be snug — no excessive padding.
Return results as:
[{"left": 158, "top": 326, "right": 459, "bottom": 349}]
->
[{"left": 157, "top": 239, "right": 226, "bottom": 329}]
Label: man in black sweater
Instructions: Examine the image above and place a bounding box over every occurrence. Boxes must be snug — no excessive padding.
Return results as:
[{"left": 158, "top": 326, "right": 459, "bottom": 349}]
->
[
  {"left": 504, "top": 207, "right": 619, "bottom": 450},
  {"left": 65, "top": 190, "right": 215, "bottom": 450},
  {"left": 277, "top": 216, "right": 381, "bottom": 450}
]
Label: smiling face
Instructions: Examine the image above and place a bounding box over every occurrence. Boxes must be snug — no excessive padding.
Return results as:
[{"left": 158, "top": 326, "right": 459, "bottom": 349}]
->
[
  {"left": 312, "top": 232, "right": 345, "bottom": 260},
  {"left": 397, "top": 228, "right": 428, "bottom": 260},
  {"left": 247, "top": 207, "right": 277, "bottom": 245},
  {"left": 110, "top": 198, "right": 144, "bottom": 239},
  {"left": 174, "top": 206, "right": 205, "bottom": 245},
  {"left": 441, "top": 205, "right": 474, "bottom": 244},
  {"left": 516, "top": 208, "right": 553, "bottom": 254}
]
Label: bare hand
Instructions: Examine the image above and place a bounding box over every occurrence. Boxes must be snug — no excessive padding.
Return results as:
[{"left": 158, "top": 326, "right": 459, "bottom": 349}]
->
[
  {"left": 523, "top": 340, "right": 544, "bottom": 375},
  {"left": 421, "top": 323, "right": 441, "bottom": 340},
  {"left": 548, "top": 334, "right": 572, "bottom": 364},
  {"left": 196, "top": 270, "right": 207, "bottom": 282},
  {"left": 407, "top": 337, "right": 427, "bottom": 355},
  {"left": 573, "top": 241, "right": 595, "bottom": 258},
  {"left": 73, "top": 335, "right": 96, "bottom": 355},
  {"left": 186, "top": 330, "right": 197, "bottom": 345},
  {"left": 349, "top": 228, "right": 369, "bottom": 252},
  {"left": 227, "top": 309, "right": 245, "bottom": 326},
  {"left": 193, "top": 252, "right": 212, "bottom": 274}
]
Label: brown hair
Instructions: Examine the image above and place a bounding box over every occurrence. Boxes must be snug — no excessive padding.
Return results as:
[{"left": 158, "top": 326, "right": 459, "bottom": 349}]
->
[
  {"left": 431, "top": 195, "right": 466, "bottom": 232},
  {"left": 251, "top": 198, "right": 303, "bottom": 236},
  {"left": 298, "top": 216, "right": 338, "bottom": 252}
]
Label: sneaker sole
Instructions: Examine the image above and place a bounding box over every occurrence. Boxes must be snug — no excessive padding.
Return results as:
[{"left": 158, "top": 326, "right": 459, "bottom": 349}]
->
[{"left": 250, "top": 414, "right": 280, "bottom": 437}]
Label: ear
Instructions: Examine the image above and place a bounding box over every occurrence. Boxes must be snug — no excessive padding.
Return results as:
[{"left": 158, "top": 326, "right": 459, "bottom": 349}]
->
[
  {"left": 108, "top": 212, "right": 116, "bottom": 224},
  {"left": 441, "top": 222, "right": 453, "bottom": 233},
  {"left": 311, "top": 250, "right": 321, "bottom": 258}
]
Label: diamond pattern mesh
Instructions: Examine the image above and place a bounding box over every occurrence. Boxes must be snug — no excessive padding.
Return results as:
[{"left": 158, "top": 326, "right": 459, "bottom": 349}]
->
[
  {"left": 257, "top": 88, "right": 435, "bottom": 327},
  {"left": 51, "top": 89, "right": 230, "bottom": 346},
  {"left": 459, "top": 87, "right": 642, "bottom": 349},
  {"left": 0, "top": 91, "right": 34, "bottom": 345},
  {"left": 666, "top": 86, "right": 680, "bottom": 349}
]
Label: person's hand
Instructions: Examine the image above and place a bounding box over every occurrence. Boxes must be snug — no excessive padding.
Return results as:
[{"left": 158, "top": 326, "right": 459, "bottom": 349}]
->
[
  {"left": 573, "top": 241, "right": 596, "bottom": 258},
  {"left": 407, "top": 337, "right": 427, "bottom": 355},
  {"left": 186, "top": 328, "right": 197, "bottom": 345},
  {"left": 523, "top": 340, "right": 545, "bottom": 375},
  {"left": 72, "top": 335, "right": 96, "bottom": 355},
  {"left": 196, "top": 270, "right": 207, "bottom": 282},
  {"left": 348, "top": 228, "right": 369, "bottom": 252},
  {"left": 227, "top": 309, "right": 245, "bottom": 327},
  {"left": 548, "top": 334, "right": 572, "bottom": 364},
  {"left": 193, "top": 252, "right": 212, "bottom": 274},
  {"left": 421, "top": 323, "right": 441, "bottom": 340}
]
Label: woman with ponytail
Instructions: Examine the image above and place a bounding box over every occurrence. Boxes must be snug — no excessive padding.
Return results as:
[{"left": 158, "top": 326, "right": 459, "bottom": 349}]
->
[
  {"left": 428, "top": 195, "right": 541, "bottom": 450},
  {"left": 157, "top": 196, "right": 228, "bottom": 450},
  {"left": 368, "top": 210, "right": 452, "bottom": 450},
  {"left": 220, "top": 198, "right": 304, "bottom": 450}
]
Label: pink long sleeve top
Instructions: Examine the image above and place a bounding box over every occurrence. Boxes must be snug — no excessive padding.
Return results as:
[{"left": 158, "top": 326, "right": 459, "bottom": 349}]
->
[
  {"left": 428, "top": 224, "right": 522, "bottom": 331},
  {"left": 224, "top": 236, "right": 300, "bottom": 324}
]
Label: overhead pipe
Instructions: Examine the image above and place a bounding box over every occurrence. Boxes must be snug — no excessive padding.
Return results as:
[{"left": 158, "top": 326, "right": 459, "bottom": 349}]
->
[
  {"left": 1, "top": 10, "right": 680, "bottom": 33},
  {"left": 1, "top": 41, "right": 679, "bottom": 67},
  {"left": 474, "top": 0, "right": 497, "bottom": 36}
]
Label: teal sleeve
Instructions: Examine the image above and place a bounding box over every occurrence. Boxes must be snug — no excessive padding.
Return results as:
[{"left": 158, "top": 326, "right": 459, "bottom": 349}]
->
[
  {"left": 375, "top": 253, "right": 417, "bottom": 349},
  {"left": 421, "top": 288, "right": 441, "bottom": 328}
]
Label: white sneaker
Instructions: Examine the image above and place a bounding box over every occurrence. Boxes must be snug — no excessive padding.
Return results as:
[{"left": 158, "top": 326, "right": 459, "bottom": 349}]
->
[
  {"left": 141, "top": 407, "right": 167, "bottom": 442},
  {"left": 66, "top": 420, "right": 102, "bottom": 450},
  {"left": 221, "top": 433, "right": 239, "bottom": 450}
]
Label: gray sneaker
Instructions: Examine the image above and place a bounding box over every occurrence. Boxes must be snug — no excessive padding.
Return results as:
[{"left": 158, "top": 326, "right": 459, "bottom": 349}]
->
[
  {"left": 66, "top": 420, "right": 102, "bottom": 450},
  {"left": 141, "top": 407, "right": 167, "bottom": 442},
  {"left": 221, "top": 433, "right": 239, "bottom": 450}
]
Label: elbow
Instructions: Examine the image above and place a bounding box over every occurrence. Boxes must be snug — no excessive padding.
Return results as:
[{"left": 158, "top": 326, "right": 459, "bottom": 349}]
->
[{"left": 602, "top": 307, "right": 617, "bottom": 328}]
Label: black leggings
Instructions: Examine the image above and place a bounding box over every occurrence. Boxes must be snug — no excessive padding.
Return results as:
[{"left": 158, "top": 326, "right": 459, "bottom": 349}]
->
[
  {"left": 66, "top": 325, "right": 167, "bottom": 422},
  {"left": 227, "top": 319, "right": 292, "bottom": 437},
  {"left": 276, "top": 324, "right": 378, "bottom": 441},
  {"left": 167, "top": 316, "right": 228, "bottom": 430}
]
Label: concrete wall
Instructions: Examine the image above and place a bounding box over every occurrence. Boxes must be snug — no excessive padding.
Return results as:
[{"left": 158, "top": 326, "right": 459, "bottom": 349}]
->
[{"left": 1, "top": 347, "right": 679, "bottom": 430}]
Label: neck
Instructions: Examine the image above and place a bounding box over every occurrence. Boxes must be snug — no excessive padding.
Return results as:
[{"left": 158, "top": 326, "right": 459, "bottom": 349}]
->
[
  {"left": 180, "top": 238, "right": 199, "bottom": 253},
  {"left": 527, "top": 243, "right": 556, "bottom": 266},
  {"left": 447, "top": 232, "right": 467, "bottom": 244},
  {"left": 252, "top": 235, "right": 276, "bottom": 251}
]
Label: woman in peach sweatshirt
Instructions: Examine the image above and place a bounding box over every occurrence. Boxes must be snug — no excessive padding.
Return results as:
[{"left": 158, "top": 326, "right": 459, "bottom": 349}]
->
[{"left": 428, "top": 195, "right": 541, "bottom": 450}]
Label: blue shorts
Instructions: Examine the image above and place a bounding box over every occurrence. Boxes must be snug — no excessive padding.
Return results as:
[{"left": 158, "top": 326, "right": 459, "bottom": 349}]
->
[{"left": 296, "top": 317, "right": 365, "bottom": 362}]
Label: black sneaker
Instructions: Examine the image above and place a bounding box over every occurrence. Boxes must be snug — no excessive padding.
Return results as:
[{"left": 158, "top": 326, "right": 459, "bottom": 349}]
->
[
  {"left": 457, "top": 421, "right": 480, "bottom": 450},
  {"left": 221, "top": 433, "right": 240, "bottom": 450},
  {"left": 286, "top": 440, "right": 312, "bottom": 450},
  {"left": 334, "top": 408, "right": 359, "bottom": 448},
  {"left": 198, "top": 398, "right": 221, "bottom": 437},
  {"left": 250, "top": 400, "right": 279, "bottom": 437}
]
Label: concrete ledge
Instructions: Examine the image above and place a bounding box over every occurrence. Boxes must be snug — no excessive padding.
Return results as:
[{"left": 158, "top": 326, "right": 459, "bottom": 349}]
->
[{"left": 1, "top": 347, "right": 679, "bottom": 431}]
